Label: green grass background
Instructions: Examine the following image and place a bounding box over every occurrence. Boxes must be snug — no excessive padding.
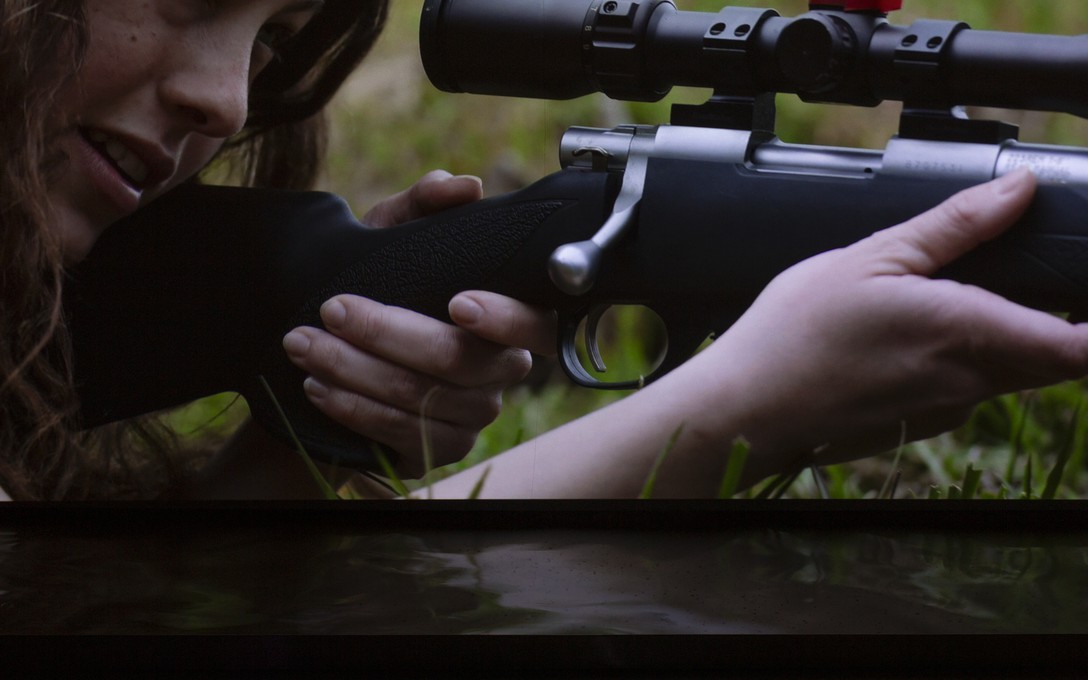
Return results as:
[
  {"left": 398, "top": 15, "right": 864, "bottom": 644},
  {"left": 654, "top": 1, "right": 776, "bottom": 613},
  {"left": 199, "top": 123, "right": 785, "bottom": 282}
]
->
[{"left": 186, "top": 1, "right": 1088, "bottom": 499}]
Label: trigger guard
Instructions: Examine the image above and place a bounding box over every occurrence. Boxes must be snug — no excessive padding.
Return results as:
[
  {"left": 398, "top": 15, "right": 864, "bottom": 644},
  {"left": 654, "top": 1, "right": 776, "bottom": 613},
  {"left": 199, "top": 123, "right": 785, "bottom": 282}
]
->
[
  {"left": 555, "top": 313, "right": 715, "bottom": 391},
  {"left": 586, "top": 305, "right": 609, "bottom": 373},
  {"left": 557, "top": 312, "right": 641, "bottom": 390}
]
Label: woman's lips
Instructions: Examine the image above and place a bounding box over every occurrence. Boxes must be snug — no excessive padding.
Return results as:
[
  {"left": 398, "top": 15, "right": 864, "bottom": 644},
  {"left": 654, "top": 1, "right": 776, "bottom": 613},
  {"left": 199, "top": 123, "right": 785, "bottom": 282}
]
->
[
  {"left": 85, "top": 129, "right": 151, "bottom": 185},
  {"left": 73, "top": 129, "right": 143, "bottom": 216}
]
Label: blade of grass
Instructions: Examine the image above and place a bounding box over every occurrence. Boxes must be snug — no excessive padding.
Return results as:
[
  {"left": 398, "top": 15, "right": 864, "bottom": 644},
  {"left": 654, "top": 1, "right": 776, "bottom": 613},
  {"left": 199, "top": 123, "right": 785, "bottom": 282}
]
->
[
  {"left": 753, "top": 473, "right": 786, "bottom": 499},
  {"left": 769, "top": 468, "right": 803, "bottom": 499},
  {"left": 1065, "top": 388, "right": 1088, "bottom": 493},
  {"left": 258, "top": 376, "right": 339, "bottom": 500},
  {"left": 810, "top": 466, "right": 830, "bottom": 500},
  {"left": 879, "top": 421, "right": 908, "bottom": 499},
  {"left": 467, "top": 465, "right": 492, "bottom": 500},
  {"left": 639, "top": 424, "right": 685, "bottom": 499},
  {"left": 1006, "top": 393, "right": 1035, "bottom": 486},
  {"left": 1022, "top": 448, "right": 1034, "bottom": 500},
  {"left": 716, "top": 437, "right": 750, "bottom": 499},
  {"left": 419, "top": 387, "right": 442, "bottom": 500},
  {"left": 883, "top": 469, "right": 902, "bottom": 500},
  {"left": 757, "top": 444, "right": 826, "bottom": 499},
  {"left": 373, "top": 446, "right": 411, "bottom": 497},
  {"left": 754, "top": 466, "right": 805, "bottom": 500},
  {"left": 960, "top": 463, "right": 982, "bottom": 500},
  {"left": 1042, "top": 401, "right": 1082, "bottom": 500}
]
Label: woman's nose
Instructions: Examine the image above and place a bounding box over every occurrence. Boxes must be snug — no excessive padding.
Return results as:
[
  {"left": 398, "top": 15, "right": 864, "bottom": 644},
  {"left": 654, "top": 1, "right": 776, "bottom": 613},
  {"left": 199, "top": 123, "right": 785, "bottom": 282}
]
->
[{"left": 159, "top": 50, "right": 252, "bottom": 139}]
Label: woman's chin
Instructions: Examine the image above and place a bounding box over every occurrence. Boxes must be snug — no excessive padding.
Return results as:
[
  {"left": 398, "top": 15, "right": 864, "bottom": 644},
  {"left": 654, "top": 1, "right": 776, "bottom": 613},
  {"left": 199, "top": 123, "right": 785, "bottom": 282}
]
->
[{"left": 52, "top": 203, "right": 108, "bottom": 265}]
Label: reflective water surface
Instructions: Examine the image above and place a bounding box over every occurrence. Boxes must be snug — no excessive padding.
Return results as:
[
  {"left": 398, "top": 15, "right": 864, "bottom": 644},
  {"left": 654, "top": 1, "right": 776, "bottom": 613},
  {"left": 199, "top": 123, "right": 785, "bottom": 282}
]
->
[{"left": 1, "top": 503, "right": 1085, "bottom": 636}]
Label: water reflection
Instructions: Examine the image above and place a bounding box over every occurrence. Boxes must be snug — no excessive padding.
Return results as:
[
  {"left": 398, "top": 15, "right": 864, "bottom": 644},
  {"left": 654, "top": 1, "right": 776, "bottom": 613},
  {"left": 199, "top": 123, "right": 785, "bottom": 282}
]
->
[{"left": 0, "top": 521, "right": 1084, "bottom": 634}]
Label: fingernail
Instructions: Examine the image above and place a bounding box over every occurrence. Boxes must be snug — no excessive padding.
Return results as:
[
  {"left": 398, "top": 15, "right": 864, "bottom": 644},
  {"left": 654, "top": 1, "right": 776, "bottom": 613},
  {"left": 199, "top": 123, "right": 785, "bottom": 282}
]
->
[
  {"left": 993, "top": 167, "right": 1033, "bottom": 194},
  {"left": 304, "top": 377, "right": 329, "bottom": 400},
  {"left": 282, "top": 330, "right": 310, "bottom": 357},
  {"left": 427, "top": 169, "right": 454, "bottom": 181},
  {"left": 321, "top": 298, "right": 347, "bottom": 328},
  {"left": 449, "top": 295, "right": 483, "bottom": 325},
  {"left": 455, "top": 174, "right": 483, "bottom": 189}
]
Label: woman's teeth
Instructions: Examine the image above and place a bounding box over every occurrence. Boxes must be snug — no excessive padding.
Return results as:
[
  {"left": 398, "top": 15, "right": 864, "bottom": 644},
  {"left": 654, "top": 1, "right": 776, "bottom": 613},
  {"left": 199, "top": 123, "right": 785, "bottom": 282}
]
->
[{"left": 88, "top": 130, "right": 150, "bottom": 185}]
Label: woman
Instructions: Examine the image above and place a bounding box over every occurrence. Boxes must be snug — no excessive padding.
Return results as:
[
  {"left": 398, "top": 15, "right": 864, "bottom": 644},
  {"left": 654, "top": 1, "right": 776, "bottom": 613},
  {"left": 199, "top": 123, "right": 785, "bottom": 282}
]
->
[
  {"left": 3, "top": 0, "right": 432, "bottom": 499},
  {"left": 4, "top": 0, "right": 1088, "bottom": 500}
]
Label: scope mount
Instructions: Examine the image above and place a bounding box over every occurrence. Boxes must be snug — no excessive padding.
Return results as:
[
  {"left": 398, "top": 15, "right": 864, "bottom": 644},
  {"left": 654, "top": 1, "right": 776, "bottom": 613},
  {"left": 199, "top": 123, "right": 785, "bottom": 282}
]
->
[{"left": 665, "top": 2, "right": 1022, "bottom": 145}]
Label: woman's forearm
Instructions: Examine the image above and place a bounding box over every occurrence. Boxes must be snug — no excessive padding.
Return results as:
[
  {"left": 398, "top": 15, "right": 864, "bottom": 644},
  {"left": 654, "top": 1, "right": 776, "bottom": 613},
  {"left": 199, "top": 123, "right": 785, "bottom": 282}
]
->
[{"left": 421, "top": 360, "right": 766, "bottom": 499}]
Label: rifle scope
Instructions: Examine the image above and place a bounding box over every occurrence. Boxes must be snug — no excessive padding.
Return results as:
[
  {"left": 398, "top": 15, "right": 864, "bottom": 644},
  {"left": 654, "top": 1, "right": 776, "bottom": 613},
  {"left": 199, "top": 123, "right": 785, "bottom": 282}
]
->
[{"left": 420, "top": 0, "right": 1088, "bottom": 118}]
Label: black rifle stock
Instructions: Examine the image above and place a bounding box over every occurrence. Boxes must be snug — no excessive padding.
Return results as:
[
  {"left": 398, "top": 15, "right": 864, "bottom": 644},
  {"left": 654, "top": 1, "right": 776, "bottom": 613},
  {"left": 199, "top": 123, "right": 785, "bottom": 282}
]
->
[{"left": 68, "top": 1, "right": 1088, "bottom": 470}]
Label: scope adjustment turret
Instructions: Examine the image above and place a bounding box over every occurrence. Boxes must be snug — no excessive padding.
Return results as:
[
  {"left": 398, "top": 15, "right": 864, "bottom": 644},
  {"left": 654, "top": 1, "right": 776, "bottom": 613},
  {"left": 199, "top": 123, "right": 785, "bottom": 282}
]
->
[{"left": 776, "top": 13, "right": 857, "bottom": 94}]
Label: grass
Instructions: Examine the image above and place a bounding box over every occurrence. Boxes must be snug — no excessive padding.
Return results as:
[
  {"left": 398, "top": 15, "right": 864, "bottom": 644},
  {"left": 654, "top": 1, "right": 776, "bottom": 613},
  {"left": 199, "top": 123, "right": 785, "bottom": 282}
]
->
[
  {"left": 638, "top": 425, "right": 686, "bottom": 499},
  {"left": 258, "top": 377, "right": 339, "bottom": 500},
  {"left": 717, "top": 438, "right": 751, "bottom": 500}
]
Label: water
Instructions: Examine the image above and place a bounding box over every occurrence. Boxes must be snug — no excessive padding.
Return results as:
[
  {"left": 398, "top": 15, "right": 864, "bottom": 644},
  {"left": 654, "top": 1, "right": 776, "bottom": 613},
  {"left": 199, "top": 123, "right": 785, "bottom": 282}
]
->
[{"left": 1, "top": 502, "right": 1085, "bottom": 636}]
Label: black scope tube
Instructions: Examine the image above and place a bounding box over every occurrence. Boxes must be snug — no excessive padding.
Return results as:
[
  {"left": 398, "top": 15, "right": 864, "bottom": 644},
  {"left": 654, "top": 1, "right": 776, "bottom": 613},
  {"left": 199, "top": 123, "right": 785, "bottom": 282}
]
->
[
  {"left": 420, "top": 0, "right": 1088, "bottom": 118},
  {"left": 420, "top": 0, "right": 610, "bottom": 100},
  {"left": 939, "top": 31, "right": 1088, "bottom": 118}
]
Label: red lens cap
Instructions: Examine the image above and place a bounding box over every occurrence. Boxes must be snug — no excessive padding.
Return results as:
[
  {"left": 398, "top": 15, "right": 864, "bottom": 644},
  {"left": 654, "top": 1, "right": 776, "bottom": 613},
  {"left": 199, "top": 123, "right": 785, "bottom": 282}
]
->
[{"left": 812, "top": 0, "right": 902, "bottom": 12}]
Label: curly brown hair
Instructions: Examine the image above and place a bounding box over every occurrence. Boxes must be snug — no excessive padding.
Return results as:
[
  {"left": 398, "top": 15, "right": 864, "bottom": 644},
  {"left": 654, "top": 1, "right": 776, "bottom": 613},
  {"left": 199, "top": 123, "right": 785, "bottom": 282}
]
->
[{"left": 0, "top": 0, "right": 389, "bottom": 500}]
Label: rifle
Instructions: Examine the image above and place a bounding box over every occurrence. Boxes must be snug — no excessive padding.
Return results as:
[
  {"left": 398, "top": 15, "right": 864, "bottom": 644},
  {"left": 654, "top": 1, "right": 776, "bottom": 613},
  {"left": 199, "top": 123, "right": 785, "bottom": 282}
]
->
[{"left": 68, "top": 0, "right": 1088, "bottom": 470}]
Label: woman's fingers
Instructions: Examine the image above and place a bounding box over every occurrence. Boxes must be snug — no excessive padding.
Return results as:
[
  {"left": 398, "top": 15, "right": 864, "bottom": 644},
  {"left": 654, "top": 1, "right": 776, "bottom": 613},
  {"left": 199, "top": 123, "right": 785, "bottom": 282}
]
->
[
  {"left": 281, "top": 294, "right": 538, "bottom": 475},
  {"left": 318, "top": 295, "right": 533, "bottom": 387},
  {"left": 449, "top": 291, "right": 558, "bottom": 358},
  {"left": 937, "top": 285, "right": 1088, "bottom": 392},
  {"left": 362, "top": 170, "right": 484, "bottom": 228},
  {"left": 296, "top": 375, "right": 485, "bottom": 474},
  {"left": 283, "top": 325, "right": 503, "bottom": 428},
  {"left": 864, "top": 168, "right": 1037, "bottom": 276}
]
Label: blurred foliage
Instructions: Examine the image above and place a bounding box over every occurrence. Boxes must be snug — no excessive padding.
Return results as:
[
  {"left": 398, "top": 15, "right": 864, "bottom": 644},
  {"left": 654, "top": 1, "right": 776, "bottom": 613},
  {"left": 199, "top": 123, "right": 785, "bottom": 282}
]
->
[{"left": 194, "top": 0, "right": 1088, "bottom": 498}]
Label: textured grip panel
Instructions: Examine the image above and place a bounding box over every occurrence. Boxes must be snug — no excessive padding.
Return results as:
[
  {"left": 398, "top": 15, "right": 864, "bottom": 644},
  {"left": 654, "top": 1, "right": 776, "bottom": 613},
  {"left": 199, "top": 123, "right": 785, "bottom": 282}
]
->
[
  {"left": 1023, "top": 234, "right": 1088, "bottom": 289},
  {"left": 939, "top": 184, "right": 1088, "bottom": 314},
  {"left": 298, "top": 201, "right": 563, "bottom": 325},
  {"left": 250, "top": 200, "right": 566, "bottom": 469}
]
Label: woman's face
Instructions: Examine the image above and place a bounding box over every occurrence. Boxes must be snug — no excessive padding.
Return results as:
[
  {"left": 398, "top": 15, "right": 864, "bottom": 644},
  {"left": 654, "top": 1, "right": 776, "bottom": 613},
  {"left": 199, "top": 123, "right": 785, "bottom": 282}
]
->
[{"left": 50, "top": 0, "right": 322, "bottom": 262}]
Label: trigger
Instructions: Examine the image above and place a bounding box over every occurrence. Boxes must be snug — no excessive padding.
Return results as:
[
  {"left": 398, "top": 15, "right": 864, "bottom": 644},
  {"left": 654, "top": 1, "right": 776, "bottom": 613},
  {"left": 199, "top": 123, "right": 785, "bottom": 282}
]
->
[{"left": 586, "top": 305, "right": 608, "bottom": 373}]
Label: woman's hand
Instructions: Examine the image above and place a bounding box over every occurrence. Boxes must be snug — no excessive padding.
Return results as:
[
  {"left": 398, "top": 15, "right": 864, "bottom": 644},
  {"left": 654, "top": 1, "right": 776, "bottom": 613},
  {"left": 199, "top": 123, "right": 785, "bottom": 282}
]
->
[
  {"left": 689, "top": 168, "right": 1088, "bottom": 476},
  {"left": 361, "top": 169, "right": 483, "bottom": 227},
  {"left": 282, "top": 171, "right": 555, "bottom": 478}
]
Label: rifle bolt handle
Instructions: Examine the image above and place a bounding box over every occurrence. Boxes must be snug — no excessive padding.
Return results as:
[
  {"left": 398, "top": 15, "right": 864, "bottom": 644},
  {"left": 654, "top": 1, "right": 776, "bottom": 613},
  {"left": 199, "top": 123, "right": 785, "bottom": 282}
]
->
[{"left": 549, "top": 241, "right": 602, "bottom": 296}]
